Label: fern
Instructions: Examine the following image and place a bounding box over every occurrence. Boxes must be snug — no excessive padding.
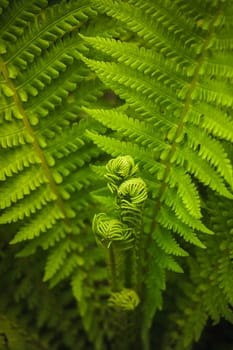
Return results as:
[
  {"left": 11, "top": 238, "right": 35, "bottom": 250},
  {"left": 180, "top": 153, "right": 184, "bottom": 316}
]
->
[
  {"left": 0, "top": 314, "right": 49, "bottom": 350},
  {"left": 158, "top": 191, "right": 233, "bottom": 350},
  {"left": 0, "top": 1, "right": 112, "bottom": 348},
  {"left": 81, "top": 0, "right": 233, "bottom": 346},
  {"left": 0, "top": 1, "right": 233, "bottom": 349},
  {"left": 0, "top": 237, "right": 92, "bottom": 350}
]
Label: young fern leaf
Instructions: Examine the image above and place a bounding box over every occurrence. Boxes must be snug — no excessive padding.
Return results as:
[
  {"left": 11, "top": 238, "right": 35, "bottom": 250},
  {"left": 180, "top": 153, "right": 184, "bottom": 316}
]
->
[{"left": 92, "top": 155, "right": 148, "bottom": 348}]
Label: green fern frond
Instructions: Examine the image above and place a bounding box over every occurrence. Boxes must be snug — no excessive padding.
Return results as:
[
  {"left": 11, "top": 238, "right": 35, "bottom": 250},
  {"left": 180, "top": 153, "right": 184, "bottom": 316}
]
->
[
  {"left": 80, "top": 35, "right": 188, "bottom": 81},
  {"left": 152, "top": 226, "right": 188, "bottom": 257},
  {"left": 196, "top": 103, "right": 233, "bottom": 142},
  {"left": 10, "top": 203, "right": 65, "bottom": 244},
  {"left": 0, "top": 314, "right": 50, "bottom": 350},
  {"left": 43, "top": 240, "right": 81, "bottom": 282},
  {"left": 4, "top": 1, "right": 97, "bottom": 72},
  {"left": 160, "top": 191, "right": 233, "bottom": 350},
  {"left": 82, "top": 2, "right": 233, "bottom": 343},
  {"left": 82, "top": 58, "right": 182, "bottom": 114},
  {"left": 0, "top": 0, "right": 102, "bottom": 245},
  {"left": 83, "top": 107, "right": 167, "bottom": 151},
  {"left": 86, "top": 131, "right": 163, "bottom": 175},
  {"left": 176, "top": 146, "right": 233, "bottom": 198},
  {"left": 186, "top": 127, "right": 233, "bottom": 187},
  {"left": 157, "top": 205, "right": 206, "bottom": 248},
  {"left": 0, "top": 0, "right": 47, "bottom": 44},
  {"left": 0, "top": 167, "right": 47, "bottom": 209},
  {"left": 0, "top": 120, "right": 34, "bottom": 148},
  {"left": 168, "top": 167, "right": 201, "bottom": 219},
  {"left": 0, "top": 2, "right": 109, "bottom": 348},
  {"left": 202, "top": 51, "right": 233, "bottom": 78},
  {"left": 0, "top": 185, "right": 56, "bottom": 223}
]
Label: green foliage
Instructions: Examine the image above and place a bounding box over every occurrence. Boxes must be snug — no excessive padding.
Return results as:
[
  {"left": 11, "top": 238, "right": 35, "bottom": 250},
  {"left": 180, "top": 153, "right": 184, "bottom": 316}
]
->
[
  {"left": 0, "top": 0, "right": 111, "bottom": 348},
  {"left": 0, "top": 1, "right": 233, "bottom": 350},
  {"left": 0, "top": 314, "right": 49, "bottom": 350},
  {"left": 81, "top": 0, "right": 233, "bottom": 346},
  {"left": 158, "top": 192, "right": 233, "bottom": 350},
  {"left": 91, "top": 155, "right": 147, "bottom": 349}
]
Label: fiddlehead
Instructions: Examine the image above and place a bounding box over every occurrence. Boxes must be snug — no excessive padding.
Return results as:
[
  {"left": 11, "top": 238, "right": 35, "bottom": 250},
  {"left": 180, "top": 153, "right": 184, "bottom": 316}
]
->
[
  {"left": 105, "top": 155, "right": 138, "bottom": 193},
  {"left": 108, "top": 288, "right": 141, "bottom": 350},
  {"left": 118, "top": 178, "right": 148, "bottom": 227},
  {"left": 118, "top": 178, "right": 148, "bottom": 206},
  {"left": 92, "top": 212, "right": 134, "bottom": 249},
  {"left": 108, "top": 288, "right": 140, "bottom": 311}
]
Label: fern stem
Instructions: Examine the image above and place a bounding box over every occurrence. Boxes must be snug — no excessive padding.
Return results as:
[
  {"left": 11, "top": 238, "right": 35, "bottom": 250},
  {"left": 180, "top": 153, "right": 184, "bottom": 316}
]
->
[
  {"left": 134, "top": 226, "right": 143, "bottom": 295},
  {"left": 0, "top": 57, "right": 69, "bottom": 224},
  {"left": 108, "top": 245, "right": 118, "bottom": 292}
]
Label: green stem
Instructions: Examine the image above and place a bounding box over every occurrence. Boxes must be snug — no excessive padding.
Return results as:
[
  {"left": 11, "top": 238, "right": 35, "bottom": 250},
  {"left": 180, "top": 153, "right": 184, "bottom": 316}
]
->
[
  {"left": 108, "top": 245, "right": 118, "bottom": 292},
  {"left": 135, "top": 227, "right": 142, "bottom": 296}
]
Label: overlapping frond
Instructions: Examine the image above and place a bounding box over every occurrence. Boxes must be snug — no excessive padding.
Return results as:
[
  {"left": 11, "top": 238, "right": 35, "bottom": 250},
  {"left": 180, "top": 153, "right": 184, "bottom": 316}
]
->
[
  {"left": 0, "top": 241, "right": 92, "bottom": 350},
  {"left": 0, "top": 1, "right": 109, "bottom": 348},
  {"left": 159, "top": 192, "right": 233, "bottom": 350},
  {"left": 81, "top": 0, "right": 233, "bottom": 343}
]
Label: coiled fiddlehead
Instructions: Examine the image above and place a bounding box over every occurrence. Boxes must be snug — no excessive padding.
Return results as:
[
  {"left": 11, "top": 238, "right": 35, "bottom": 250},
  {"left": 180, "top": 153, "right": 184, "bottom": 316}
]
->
[
  {"left": 92, "top": 213, "right": 134, "bottom": 249},
  {"left": 108, "top": 288, "right": 140, "bottom": 311},
  {"left": 105, "top": 155, "right": 138, "bottom": 193},
  {"left": 118, "top": 178, "right": 148, "bottom": 206},
  {"left": 117, "top": 178, "right": 148, "bottom": 227}
]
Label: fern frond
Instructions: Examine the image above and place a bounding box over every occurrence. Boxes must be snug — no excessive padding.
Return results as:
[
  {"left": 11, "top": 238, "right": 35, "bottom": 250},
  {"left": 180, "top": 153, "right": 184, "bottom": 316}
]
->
[
  {"left": 0, "top": 3, "right": 109, "bottom": 348},
  {"left": 43, "top": 240, "right": 80, "bottom": 282},
  {"left": 16, "top": 224, "right": 67, "bottom": 257},
  {"left": 0, "top": 0, "right": 47, "bottom": 44},
  {"left": 0, "top": 120, "right": 33, "bottom": 148},
  {"left": 0, "top": 167, "right": 46, "bottom": 209},
  {"left": 92, "top": 0, "right": 199, "bottom": 63},
  {"left": 198, "top": 104, "right": 233, "bottom": 142},
  {"left": 82, "top": 3, "right": 233, "bottom": 340},
  {"left": 4, "top": 0, "right": 97, "bottom": 72},
  {"left": 142, "top": 254, "right": 165, "bottom": 347},
  {"left": 164, "top": 187, "right": 212, "bottom": 235},
  {"left": 10, "top": 203, "right": 65, "bottom": 244},
  {"left": 157, "top": 205, "right": 206, "bottom": 248},
  {"left": 160, "top": 190, "right": 233, "bottom": 350},
  {"left": 0, "top": 147, "right": 40, "bottom": 181},
  {"left": 168, "top": 167, "right": 201, "bottom": 219},
  {"left": 0, "top": 185, "right": 56, "bottom": 223},
  {"left": 175, "top": 146, "right": 233, "bottom": 198},
  {"left": 186, "top": 126, "right": 233, "bottom": 187},
  {"left": 86, "top": 131, "right": 164, "bottom": 176},
  {"left": 82, "top": 58, "right": 182, "bottom": 114},
  {"left": 16, "top": 36, "right": 86, "bottom": 101},
  {"left": 153, "top": 226, "right": 188, "bottom": 257},
  {"left": 202, "top": 52, "right": 233, "bottom": 78},
  {"left": 80, "top": 35, "right": 189, "bottom": 81},
  {"left": 84, "top": 107, "right": 167, "bottom": 151}
]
